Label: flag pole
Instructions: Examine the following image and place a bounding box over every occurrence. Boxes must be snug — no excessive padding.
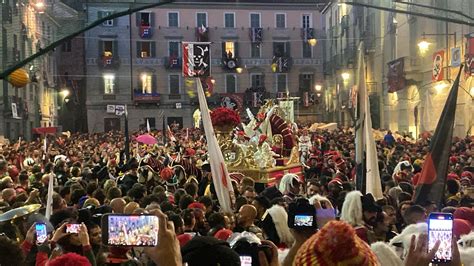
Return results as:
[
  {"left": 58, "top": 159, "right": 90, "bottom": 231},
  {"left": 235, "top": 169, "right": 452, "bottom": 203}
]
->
[{"left": 124, "top": 105, "right": 130, "bottom": 162}]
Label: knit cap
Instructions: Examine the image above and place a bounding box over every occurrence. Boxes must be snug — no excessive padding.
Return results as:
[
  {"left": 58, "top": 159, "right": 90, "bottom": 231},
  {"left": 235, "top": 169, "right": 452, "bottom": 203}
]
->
[{"left": 294, "top": 220, "right": 379, "bottom": 265}]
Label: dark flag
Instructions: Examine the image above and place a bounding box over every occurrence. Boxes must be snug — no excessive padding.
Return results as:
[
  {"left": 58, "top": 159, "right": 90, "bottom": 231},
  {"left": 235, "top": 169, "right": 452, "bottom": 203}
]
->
[
  {"left": 182, "top": 42, "right": 211, "bottom": 78},
  {"left": 413, "top": 65, "right": 463, "bottom": 207}
]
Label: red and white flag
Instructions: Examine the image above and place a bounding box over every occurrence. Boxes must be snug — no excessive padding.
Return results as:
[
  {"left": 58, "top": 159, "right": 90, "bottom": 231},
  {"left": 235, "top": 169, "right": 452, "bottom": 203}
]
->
[
  {"left": 167, "top": 125, "right": 176, "bottom": 142},
  {"left": 196, "top": 78, "right": 234, "bottom": 213},
  {"left": 182, "top": 42, "right": 211, "bottom": 78},
  {"left": 432, "top": 50, "right": 445, "bottom": 82}
]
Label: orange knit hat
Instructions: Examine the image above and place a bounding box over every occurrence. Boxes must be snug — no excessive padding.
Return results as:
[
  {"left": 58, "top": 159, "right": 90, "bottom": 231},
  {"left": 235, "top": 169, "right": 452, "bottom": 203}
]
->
[{"left": 293, "top": 220, "right": 379, "bottom": 266}]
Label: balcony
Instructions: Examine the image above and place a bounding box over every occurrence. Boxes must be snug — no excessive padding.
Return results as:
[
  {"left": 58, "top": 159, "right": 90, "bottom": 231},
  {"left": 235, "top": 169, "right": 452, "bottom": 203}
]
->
[
  {"left": 133, "top": 90, "right": 160, "bottom": 103},
  {"left": 196, "top": 26, "right": 209, "bottom": 42},
  {"left": 139, "top": 25, "right": 153, "bottom": 39},
  {"left": 164, "top": 56, "right": 182, "bottom": 70},
  {"left": 343, "top": 44, "right": 357, "bottom": 66},
  {"left": 222, "top": 55, "right": 240, "bottom": 71},
  {"left": 272, "top": 56, "right": 292, "bottom": 73},
  {"left": 98, "top": 55, "right": 120, "bottom": 69}
]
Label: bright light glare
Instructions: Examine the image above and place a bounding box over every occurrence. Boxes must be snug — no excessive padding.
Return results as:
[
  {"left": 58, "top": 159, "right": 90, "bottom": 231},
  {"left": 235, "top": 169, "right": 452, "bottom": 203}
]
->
[
  {"left": 315, "top": 84, "right": 322, "bottom": 92},
  {"left": 341, "top": 72, "right": 350, "bottom": 81},
  {"left": 60, "top": 89, "right": 70, "bottom": 97},
  {"left": 434, "top": 83, "right": 448, "bottom": 93},
  {"left": 418, "top": 40, "right": 431, "bottom": 54}
]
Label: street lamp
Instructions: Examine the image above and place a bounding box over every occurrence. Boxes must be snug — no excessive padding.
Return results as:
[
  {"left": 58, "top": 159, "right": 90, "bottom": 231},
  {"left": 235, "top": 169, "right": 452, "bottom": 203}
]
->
[
  {"left": 417, "top": 39, "right": 431, "bottom": 55},
  {"left": 341, "top": 72, "right": 350, "bottom": 81},
  {"left": 314, "top": 84, "right": 322, "bottom": 92},
  {"left": 34, "top": 1, "right": 45, "bottom": 14},
  {"left": 308, "top": 38, "right": 317, "bottom": 47},
  {"left": 236, "top": 67, "right": 243, "bottom": 74},
  {"left": 60, "top": 89, "right": 70, "bottom": 98}
]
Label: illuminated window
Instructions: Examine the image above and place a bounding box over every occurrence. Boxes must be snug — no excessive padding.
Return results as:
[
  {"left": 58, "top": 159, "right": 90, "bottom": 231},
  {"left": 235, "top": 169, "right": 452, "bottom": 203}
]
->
[
  {"left": 141, "top": 73, "right": 152, "bottom": 94},
  {"left": 137, "top": 41, "right": 155, "bottom": 58},
  {"left": 225, "top": 42, "right": 235, "bottom": 58},
  {"left": 103, "top": 40, "right": 113, "bottom": 57},
  {"left": 103, "top": 74, "right": 115, "bottom": 94}
]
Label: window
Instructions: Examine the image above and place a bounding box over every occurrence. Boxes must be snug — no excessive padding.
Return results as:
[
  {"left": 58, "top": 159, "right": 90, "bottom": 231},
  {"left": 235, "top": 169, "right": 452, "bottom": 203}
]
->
[
  {"left": 137, "top": 41, "right": 155, "bottom": 58},
  {"left": 168, "top": 12, "right": 179, "bottom": 27},
  {"left": 103, "top": 74, "right": 115, "bottom": 94},
  {"left": 302, "top": 14, "right": 311, "bottom": 28},
  {"left": 299, "top": 74, "right": 313, "bottom": 91},
  {"left": 224, "top": 13, "right": 235, "bottom": 28},
  {"left": 169, "top": 74, "right": 180, "bottom": 94},
  {"left": 276, "top": 74, "right": 287, "bottom": 92},
  {"left": 273, "top": 42, "right": 289, "bottom": 57},
  {"left": 226, "top": 75, "right": 237, "bottom": 93},
  {"left": 144, "top": 117, "right": 156, "bottom": 129},
  {"left": 139, "top": 12, "right": 152, "bottom": 26},
  {"left": 102, "top": 40, "right": 114, "bottom": 57},
  {"left": 250, "top": 13, "right": 260, "bottom": 28},
  {"left": 99, "top": 11, "right": 114, "bottom": 27},
  {"left": 250, "top": 43, "right": 261, "bottom": 58},
  {"left": 251, "top": 74, "right": 264, "bottom": 88},
  {"left": 224, "top": 41, "right": 235, "bottom": 57},
  {"left": 168, "top": 41, "right": 180, "bottom": 56},
  {"left": 140, "top": 73, "right": 153, "bottom": 94},
  {"left": 276, "top": 14, "right": 286, "bottom": 28},
  {"left": 196, "top": 12, "right": 207, "bottom": 27},
  {"left": 62, "top": 40, "right": 72, "bottom": 52},
  {"left": 302, "top": 42, "right": 312, "bottom": 58}
]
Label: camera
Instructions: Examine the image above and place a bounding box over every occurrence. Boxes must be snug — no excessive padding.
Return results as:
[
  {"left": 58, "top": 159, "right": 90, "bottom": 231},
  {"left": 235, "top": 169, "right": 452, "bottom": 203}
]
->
[{"left": 287, "top": 198, "right": 316, "bottom": 229}]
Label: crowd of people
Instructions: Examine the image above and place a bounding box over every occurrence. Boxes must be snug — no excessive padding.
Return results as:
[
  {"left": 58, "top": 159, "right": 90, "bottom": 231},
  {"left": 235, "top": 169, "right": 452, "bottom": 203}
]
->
[{"left": 0, "top": 125, "right": 472, "bottom": 266}]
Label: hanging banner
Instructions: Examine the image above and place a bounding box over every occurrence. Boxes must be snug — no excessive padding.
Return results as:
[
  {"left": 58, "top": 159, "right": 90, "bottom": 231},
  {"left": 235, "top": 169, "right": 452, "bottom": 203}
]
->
[
  {"left": 220, "top": 93, "right": 244, "bottom": 112},
  {"left": 451, "top": 47, "right": 461, "bottom": 67},
  {"left": 387, "top": 58, "right": 406, "bottom": 93},
  {"left": 11, "top": 103, "right": 20, "bottom": 119},
  {"left": 432, "top": 50, "right": 445, "bottom": 82},
  {"left": 465, "top": 35, "right": 474, "bottom": 75},
  {"left": 279, "top": 100, "right": 294, "bottom": 123},
  {"left": 182, "top": 42, "right": 211, "bottom": 78}
]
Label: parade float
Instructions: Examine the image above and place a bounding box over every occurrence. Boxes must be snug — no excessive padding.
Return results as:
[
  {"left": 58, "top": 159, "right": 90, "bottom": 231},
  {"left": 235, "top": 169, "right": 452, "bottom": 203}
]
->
[{"left": 211, "top": 100, "right": 302, "bottom": 184}]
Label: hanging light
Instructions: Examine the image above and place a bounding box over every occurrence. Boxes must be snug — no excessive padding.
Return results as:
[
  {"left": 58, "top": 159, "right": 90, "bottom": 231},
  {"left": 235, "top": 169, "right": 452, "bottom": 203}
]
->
[
  {"left": 417, "top": 38, "right": 431, "bottom": 55},
  {"left": 308, "top": 38, "right": 317, "bottom": 47},
  {"left": 34, "top": 1, "right": 45, "bottom": 14}
]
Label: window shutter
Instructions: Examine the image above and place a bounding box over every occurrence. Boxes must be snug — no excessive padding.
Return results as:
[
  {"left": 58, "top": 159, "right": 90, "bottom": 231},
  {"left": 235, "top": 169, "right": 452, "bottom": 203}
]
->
[
  {"left": 98, "top": 40, "right": 104, "bottom": 56},
  {"left": 136, "top": 41, "right": 141, "bottom": 58},
  {"left": 234, "top": 42, "right": 239, "bottom": 57},
  {"left": 151, "top": 42, "right": 156, "bottom": 58},
  {"left": 150, "top": 12, "right": 155, "bottom": 27},
  {"left": 221, "top": 42, "right": 226, "bottom": 58},
  {"left": 136, "top": 12, "right": 141, "bottom": 27},
  {"left": 113, "top": 40, "right": 118, "bottom": 56},
  {"left": 286, "top": 41, "right": 291, "bottom": 57},
  {"left": 152, "top": 74, "right": 157, "bottom": 93}
]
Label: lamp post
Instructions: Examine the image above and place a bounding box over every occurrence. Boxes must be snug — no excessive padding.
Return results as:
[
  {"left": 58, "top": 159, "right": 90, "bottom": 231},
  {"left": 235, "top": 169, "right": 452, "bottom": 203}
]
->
[{"left": 417, "top": 31, "right": 457, "bottom": 79}]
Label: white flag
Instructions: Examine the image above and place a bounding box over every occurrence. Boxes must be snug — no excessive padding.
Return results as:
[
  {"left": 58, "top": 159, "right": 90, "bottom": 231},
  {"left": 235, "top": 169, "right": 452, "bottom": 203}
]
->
[
  {"left": 356, "top": 42, "right": 383, "bottom": 200},
  {"left": 196, "top": 79, "right": 234, "bottom": 213},
  {"left": 146, "top": 119, "right": 151, "bottom": 133},
  {"left": 45, "top": 173, "right": 55, "bottom": 219}
]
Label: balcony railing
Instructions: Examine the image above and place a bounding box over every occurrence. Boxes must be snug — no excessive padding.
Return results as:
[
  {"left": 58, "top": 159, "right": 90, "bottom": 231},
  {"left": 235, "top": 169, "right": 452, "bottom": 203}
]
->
[
  {"left": 98, "top": 55, "right": 120, "bottom": 69},
  {"left": 139, "top": 25, "right": 153, "bottom": 39},
  {"left": 272, "top": 56, "right": 292, "bottom": 73},
  {"left": 133, "top": 90, "right": 160, "bottom": 103},
  {"left": 196, "top": 26, "right": 209, "bottom": 42},
  {"left": 222, "top": 56, "right": 240, "bottom": 71},
  {"left": 164, "top": 56, "right": 182, "bottom": 70}
]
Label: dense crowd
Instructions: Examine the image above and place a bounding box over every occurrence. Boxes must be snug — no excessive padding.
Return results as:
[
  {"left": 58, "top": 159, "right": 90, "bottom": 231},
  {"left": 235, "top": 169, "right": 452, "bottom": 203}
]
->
[{"left": 0, "top": 125, "right": 473, "bottom": 266}]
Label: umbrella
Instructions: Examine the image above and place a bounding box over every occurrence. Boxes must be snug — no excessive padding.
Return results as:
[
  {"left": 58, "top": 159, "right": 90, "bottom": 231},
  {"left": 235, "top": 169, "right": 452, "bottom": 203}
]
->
[
  {"left": 0, "top": 204, "right": 41, "bottom": 222},
  {"left": 136, "top": 134, "right": 157, "bottom": 145}
]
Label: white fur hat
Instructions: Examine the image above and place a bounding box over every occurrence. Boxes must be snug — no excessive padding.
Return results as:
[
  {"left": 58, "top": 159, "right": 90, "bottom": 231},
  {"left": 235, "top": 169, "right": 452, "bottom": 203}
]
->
[
  {"left": 370, "top": 242, "right": 402, "bottom": 266},
  {"left": 340, "top": 190, "right": 363, "bottom": 227}
]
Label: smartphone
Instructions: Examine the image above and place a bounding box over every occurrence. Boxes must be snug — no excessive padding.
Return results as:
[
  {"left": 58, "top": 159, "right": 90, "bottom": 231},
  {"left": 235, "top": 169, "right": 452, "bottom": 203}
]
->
[
  {"left": 240, "top": 255, "right": 252, "bottom": 266},
  {"left": 287, "top": 198, "right": 316, "bottom": 229},
  {"left": 35, "top": 223, "right": 48, "bottom": 244},
  {"left": 428, "top": 212, "right": 453, "bottom": 263},
  {"left": 66, "top": 224, "right": 81, "bottom": 234},
  {"left": 293, "top": 214, "right": 315, "bottom": 228},
  {"left": 101, "top": 214, "right": 159, "bottom": 246}
]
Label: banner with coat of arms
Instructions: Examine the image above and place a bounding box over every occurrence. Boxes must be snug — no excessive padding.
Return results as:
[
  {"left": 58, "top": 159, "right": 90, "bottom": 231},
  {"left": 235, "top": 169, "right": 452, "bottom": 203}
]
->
[{"left": 432, "top": 50, "right": 444, "bottom": 82}]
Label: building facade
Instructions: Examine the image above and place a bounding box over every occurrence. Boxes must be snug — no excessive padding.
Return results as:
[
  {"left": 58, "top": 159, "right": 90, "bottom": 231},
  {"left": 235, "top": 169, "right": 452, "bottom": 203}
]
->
[
  {"left": 0, "top": 0, "right": 79, "bottom": 141},
  {"left": 84, "top": 0, "right": 327, "bottom": 132},
  {"left": 322, "top": 0, "right": 474, "bottom": 137}
]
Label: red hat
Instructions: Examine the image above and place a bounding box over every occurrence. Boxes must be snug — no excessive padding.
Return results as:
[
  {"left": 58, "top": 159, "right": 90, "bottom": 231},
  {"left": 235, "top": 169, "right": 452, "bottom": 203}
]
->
[
  {"left": 450, "top": 156, "right": 458, "bottom": 164},
  {"left": 48, "top": 253, "right": 91, "bottom": 266},
  {"left": 453, "top": 219, "right": 472, "bottom": 238},
  {"left": 7, "top": 166, "right": 19, "bottom": 178},
  {"left": 188, "top": 202, "right": 206, "bottom": 211},
  {"left": 328, "top": 178, "right": 343, "bottom": 187},
  {"left": 185, "top": 148, "right": 196, "bottom": 157},
  {"left": 214, "top": 228, "right": 233, "bottom": 241},
  {"left": 237, "top": 131, "right": 245, "bottom": 136},
  {"left": 447, "top": 173, "right": 460, "bottom": 181},
  {"left": 461, "top": 171, "right": 473, "bottom": 181},
  {"left": 454, "top": 207, "right": 474, "bottom": 226},
  {"left": 259, "top": 134, "right": 268, "bottom": 144},
  {"left": 333, "top": 156, "right": 345, "bottom": 166},
  {"left": 178, "top": 233, "right": 194, "bottom": 247},
  {"left": 160, "top": 167, "right": 174, "bottom": 181}
]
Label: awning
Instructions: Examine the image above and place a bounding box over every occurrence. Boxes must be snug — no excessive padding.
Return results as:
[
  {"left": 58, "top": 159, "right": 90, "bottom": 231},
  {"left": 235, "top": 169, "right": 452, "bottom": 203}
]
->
[{"left": 32, "top": 127, "right": 58, "bottom": 134}]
